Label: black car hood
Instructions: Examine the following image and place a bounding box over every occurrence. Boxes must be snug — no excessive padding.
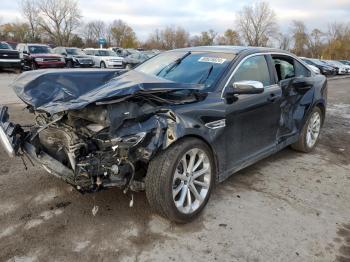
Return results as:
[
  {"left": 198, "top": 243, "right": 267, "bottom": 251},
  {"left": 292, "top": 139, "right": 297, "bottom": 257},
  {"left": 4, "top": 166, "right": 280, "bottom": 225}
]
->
[{"left": 12, "top": 69, "right": 203, "bottom": 115}]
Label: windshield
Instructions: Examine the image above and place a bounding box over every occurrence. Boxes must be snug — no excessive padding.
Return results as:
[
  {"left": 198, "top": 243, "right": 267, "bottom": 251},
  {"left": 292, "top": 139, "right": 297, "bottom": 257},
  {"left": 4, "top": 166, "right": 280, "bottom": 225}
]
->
[
  {"left": 302, "top": 59, "right": 313, "bottom": 65},
  {"left": 330, "top": 61, "right": 344, "bottom": 67},
  {"left": 29, "top": 45, "right": 52, "bottom": 54},
  {"left": 98, "top": 50, "right": 117, "bottom": 56},
  {"left": 0, "top": 42, "right": 11, "bottom": 49},
  {"left": 135, "top": 51, "right": 234, "bottom": 88},
  {"left": 66, "top": 48, "right": 84, "bottom": 55}
]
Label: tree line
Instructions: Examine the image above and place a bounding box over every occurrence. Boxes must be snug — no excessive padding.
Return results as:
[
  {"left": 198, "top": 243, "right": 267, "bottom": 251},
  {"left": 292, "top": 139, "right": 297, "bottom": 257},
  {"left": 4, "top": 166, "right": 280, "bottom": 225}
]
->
[{"left": 0, "top": 0, "right": 349, "bottom": 59}]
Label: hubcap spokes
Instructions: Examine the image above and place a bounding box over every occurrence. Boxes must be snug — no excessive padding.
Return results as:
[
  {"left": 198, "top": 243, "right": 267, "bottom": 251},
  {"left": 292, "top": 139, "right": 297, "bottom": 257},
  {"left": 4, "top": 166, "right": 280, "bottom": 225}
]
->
[
  {"left": 172, "top": 148, "right": 211, "bottom": 214},
  {"left": 306, "top": 112, "right": 321, "bottom": 148}
]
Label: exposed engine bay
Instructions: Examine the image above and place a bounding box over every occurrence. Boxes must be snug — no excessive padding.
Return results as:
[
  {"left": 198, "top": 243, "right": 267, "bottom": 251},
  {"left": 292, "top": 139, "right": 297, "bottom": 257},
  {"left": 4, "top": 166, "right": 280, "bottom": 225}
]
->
[{"left": 24, "top": 97, "right": 186, "bottom": 192}]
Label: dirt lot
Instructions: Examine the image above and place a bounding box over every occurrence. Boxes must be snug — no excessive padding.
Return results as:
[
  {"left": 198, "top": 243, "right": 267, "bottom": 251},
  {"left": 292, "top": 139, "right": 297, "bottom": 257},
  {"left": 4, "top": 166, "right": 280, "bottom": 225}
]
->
[{"left": 0, "top": 73, "right": 349, "bottom": 262}]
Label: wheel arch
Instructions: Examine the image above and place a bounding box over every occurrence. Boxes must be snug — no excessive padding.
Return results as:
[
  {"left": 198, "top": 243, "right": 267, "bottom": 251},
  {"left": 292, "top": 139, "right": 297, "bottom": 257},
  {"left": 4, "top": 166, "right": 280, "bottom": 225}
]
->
[
  {"left": 163, "top": 134, "right": 220, "bottom": 182},
  {"left": 314, "top": 101, "right": 326, "bottom": 125}
]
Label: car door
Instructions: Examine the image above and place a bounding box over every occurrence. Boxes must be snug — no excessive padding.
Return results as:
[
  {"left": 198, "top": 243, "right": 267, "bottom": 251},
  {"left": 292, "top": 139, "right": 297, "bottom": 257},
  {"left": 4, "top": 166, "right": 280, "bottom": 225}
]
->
[
  {"left": 270, "top": 54, "right": 313, "bottom": 141},
  {"left": 224, "top": 54, "right": 282, "bottom": 172}
]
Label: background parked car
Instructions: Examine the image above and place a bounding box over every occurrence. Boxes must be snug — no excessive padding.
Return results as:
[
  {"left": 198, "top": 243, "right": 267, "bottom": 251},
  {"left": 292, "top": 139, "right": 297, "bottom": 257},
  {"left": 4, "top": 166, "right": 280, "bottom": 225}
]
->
[
  {"left": 307, "top": 64, "right": 321, "bottom": 74},
  {"left": 108, "top": 47, "right": 128, "bottom": 57},
  {"left": 339, "top": 60, "right": 350, "bottom": 66},
  {"left": 53, "top": 47, "right": 94, "bottom": 68},
  {"left": 322, "top": 60, "right": 348, "bottom": 75},
  {"left": 83, "top": 48, "right": 124, "bottom": 68},
  {"left": 17, "top": 43, "right": 65, "bottom": 70},
  {"left": 123, "top": 52, "right": 152, "bottom": 69},
  {"left": 0, "top": 41, "right": 22, "bottom": 72},
  {"left": 301, "top": 58, "right": 337, "bottom": 76}
]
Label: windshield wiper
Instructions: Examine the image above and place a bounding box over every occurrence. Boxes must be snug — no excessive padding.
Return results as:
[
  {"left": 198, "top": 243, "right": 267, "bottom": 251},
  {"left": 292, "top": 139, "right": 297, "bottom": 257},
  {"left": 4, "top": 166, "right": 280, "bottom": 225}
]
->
[
  {"left": 198, "top": 65, "right": 214, "bottom": 84},
  {"left": 156, "top": 51, "right": 191, "bottom": 77}
]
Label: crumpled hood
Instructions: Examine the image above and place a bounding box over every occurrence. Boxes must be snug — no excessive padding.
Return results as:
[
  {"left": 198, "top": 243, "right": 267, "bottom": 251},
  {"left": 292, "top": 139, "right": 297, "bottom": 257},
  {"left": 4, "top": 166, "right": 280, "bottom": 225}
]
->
[{"left": 11, "top": 69, "right": 203, "bottom": 115}]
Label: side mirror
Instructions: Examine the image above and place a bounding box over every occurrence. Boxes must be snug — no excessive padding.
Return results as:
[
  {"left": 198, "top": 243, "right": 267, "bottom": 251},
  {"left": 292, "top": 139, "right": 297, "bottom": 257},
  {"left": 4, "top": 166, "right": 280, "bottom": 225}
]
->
[
  {"left": 231, "top": 81, "right": 264, "bottom": 95},
  {"left": 292, "top": 77, "right": 313, "bottom": 91},
  {"left": 23, "top": 50, "right": 28, "bottom": 54},
  {"left": 61, "top": 52, "right": 67, "bottom": 56}
]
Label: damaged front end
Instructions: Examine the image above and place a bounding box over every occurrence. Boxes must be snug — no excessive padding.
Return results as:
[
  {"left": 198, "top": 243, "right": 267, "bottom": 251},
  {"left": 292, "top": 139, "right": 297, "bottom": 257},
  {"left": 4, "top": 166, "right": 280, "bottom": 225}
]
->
[
  {"left": 0, "top": 101, "right": 176, "bottom": 193},
  {"left": 0, "top": 70, "right": 204, "bottom": 193}
]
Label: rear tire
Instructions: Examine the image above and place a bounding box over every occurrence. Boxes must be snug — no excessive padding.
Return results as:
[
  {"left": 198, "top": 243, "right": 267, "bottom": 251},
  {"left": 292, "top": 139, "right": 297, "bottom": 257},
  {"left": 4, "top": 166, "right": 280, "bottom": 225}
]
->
[
  {"left": 291, "top": 107, "right": 323, "bottom": 153},
  {"left": 145, "top": 138, "right": 215, "bottom": 223}
]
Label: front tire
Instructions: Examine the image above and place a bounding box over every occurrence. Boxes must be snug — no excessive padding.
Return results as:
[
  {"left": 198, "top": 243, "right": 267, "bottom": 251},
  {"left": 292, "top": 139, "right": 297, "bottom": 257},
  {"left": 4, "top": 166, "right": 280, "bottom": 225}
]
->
[
  {"left": 66, "top": 60, "right": 73, "bottom": 68},
  {"left": 145, "top": 138, "right": 215, "bottom": 223},
  {"left": 31, "top": 62, "right": 37, "bottom": 70},
  {"left": 291, "top": 107, "right": 323, "bottom": 153},
  {"left": 100, "top": 61, "right": 106, "bottom": 68}
]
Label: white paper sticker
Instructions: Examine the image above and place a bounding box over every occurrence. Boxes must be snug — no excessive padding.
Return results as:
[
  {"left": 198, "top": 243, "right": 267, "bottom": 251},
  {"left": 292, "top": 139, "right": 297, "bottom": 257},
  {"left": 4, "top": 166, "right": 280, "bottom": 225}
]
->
[{"left": 198, "top": 57, "right": 227, "bottom": 64}]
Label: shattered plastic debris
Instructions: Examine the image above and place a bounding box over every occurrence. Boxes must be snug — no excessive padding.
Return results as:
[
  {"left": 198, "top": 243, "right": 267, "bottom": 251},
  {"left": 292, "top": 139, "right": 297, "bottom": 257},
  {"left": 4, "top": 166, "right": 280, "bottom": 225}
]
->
[{"left": 91, "top": 205, "right": 99, "bottom": 216}]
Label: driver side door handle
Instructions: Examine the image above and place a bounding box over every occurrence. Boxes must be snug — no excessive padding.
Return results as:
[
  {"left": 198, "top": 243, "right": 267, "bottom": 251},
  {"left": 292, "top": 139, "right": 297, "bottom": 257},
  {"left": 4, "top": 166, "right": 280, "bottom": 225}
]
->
[{"left": 267, "top": 93, "right": 281, "bottom": 103}]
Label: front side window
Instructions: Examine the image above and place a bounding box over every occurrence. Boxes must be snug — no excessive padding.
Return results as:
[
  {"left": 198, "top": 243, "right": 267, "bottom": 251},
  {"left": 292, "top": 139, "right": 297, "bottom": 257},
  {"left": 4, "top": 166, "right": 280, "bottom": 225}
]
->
[
  {"left": 136, "top": 51, "right": 235, "bottom": 88},
  {"left": 232, "top": 55, "right": 271, "bottom": 86},
  {"left": 67, "top": 48, "right": 84, "bottom": 55},
  {"left": 98, "top": 50, "right": 117, "bottom": 56}
]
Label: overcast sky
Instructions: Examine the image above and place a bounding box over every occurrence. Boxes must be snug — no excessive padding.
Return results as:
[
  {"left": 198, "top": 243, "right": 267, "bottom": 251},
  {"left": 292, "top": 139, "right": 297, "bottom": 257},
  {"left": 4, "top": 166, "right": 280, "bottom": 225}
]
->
[{"left": 1, "top": 0, "right": 350, "bottom": 40}]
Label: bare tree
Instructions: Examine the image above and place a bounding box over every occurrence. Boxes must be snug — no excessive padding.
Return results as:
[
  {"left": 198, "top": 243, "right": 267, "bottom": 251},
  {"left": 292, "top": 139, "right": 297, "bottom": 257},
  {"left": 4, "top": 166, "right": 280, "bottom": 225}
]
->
[
  {"left": 308, "top": 28, "right": 325, "bottom": 58},
  {"left": 143, "top": 29, "right": 163, "bottom": 49},
  {"left": 161, "top": 26, "right": 190, "bottom": 49},
  {"left": 82, "top": 20, "right": 107, "bottom": 47},
  {"left": 37, "top": 0, "right": 82, "bottom": 46},
  {"left": 20, "top": 0, "right": 41, "bottom": 42},
  {"left": 191, "top": 29, "right": 217, "bottom": 46},
  {"left": 291, "top": 20, "right": 310, "bottom": 56},
  {"left": 143, "top": 26, "right": 189, "bottom": 50},
  {"left": 236, "top": 1, "right": 278, "bottom": 46},
  {"left": 109, "top": 19, "right": 138, "bottom": 48},
  {"left": 276, "top": 33, "right": 291, "bottom": 51},
  {"left": 216, "top": 29, "right": 241, "bottom": 45}
]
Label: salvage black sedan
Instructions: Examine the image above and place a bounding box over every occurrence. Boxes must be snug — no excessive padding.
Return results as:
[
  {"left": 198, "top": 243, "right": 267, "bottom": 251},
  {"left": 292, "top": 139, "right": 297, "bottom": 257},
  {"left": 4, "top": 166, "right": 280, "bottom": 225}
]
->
[{"left": 0, "top": 46, "right": 327, "bottom": 223}]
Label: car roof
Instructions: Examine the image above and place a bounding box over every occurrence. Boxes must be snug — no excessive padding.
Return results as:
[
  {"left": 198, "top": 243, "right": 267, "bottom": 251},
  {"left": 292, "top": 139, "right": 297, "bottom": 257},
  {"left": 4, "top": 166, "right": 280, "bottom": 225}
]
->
[
  {"left": 26, "top": 43, "right": 50, "bottom": 47},
  {"left": 84, "top": 48, "right": 109, "bottom": 51},
  {"left": 171, "top": 45, "right": 290, "bottom": 55}
]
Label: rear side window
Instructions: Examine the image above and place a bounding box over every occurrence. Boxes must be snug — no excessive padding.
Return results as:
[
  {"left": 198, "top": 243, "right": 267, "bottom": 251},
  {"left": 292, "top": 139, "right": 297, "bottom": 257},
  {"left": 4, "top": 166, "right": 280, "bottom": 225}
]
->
[
  {"left": 295, "top": 60, "right": 311, "bottom": 78},
  {"left": 233, "top": 55, "right": 271, "bottom": 87}
]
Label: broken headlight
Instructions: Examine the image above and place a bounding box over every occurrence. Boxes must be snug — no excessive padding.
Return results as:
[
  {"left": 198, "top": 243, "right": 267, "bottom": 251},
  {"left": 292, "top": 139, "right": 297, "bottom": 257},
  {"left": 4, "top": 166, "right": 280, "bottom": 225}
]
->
[{"left": 116, "top": 132, "right": 146, "bottom": 147}]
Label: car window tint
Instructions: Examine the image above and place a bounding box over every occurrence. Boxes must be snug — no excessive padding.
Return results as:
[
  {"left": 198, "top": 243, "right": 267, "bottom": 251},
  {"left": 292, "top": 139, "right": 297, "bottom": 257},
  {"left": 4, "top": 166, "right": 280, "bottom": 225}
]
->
[
  {"left": 0, "top": 42, "right": 11, "bottom": 49},
  {"left": 233, "top": 55, "right": 271, "bottom": 86},
  {"left": 137, "top": 51, "right": 234, "bottom": 88},
  {"left": 295, "top": 60, "right": 311, "bottom": 77}
]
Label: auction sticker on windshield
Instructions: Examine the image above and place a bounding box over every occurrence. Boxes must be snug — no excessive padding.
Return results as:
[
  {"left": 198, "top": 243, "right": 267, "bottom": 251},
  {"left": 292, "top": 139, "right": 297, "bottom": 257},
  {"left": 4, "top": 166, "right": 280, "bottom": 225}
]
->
[{"left": 198, "top": 57, "right": 227, "bottom": 64}]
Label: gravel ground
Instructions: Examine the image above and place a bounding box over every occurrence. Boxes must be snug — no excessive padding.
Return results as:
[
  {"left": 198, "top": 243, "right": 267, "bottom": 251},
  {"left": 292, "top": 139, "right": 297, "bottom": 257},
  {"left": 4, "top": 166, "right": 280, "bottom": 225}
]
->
[{"left": 0, "top": 73, "right": 349, "bottom": 262}]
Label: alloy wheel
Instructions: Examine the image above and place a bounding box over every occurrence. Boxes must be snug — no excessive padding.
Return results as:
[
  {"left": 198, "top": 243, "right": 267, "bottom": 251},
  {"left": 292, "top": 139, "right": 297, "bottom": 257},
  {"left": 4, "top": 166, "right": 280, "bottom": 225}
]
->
[
  {"left": 306, "top": 111, "right": 321, "bottom": 148},
  {"left": 172, "top": 148, "right": 211, "bottom": 214}
]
